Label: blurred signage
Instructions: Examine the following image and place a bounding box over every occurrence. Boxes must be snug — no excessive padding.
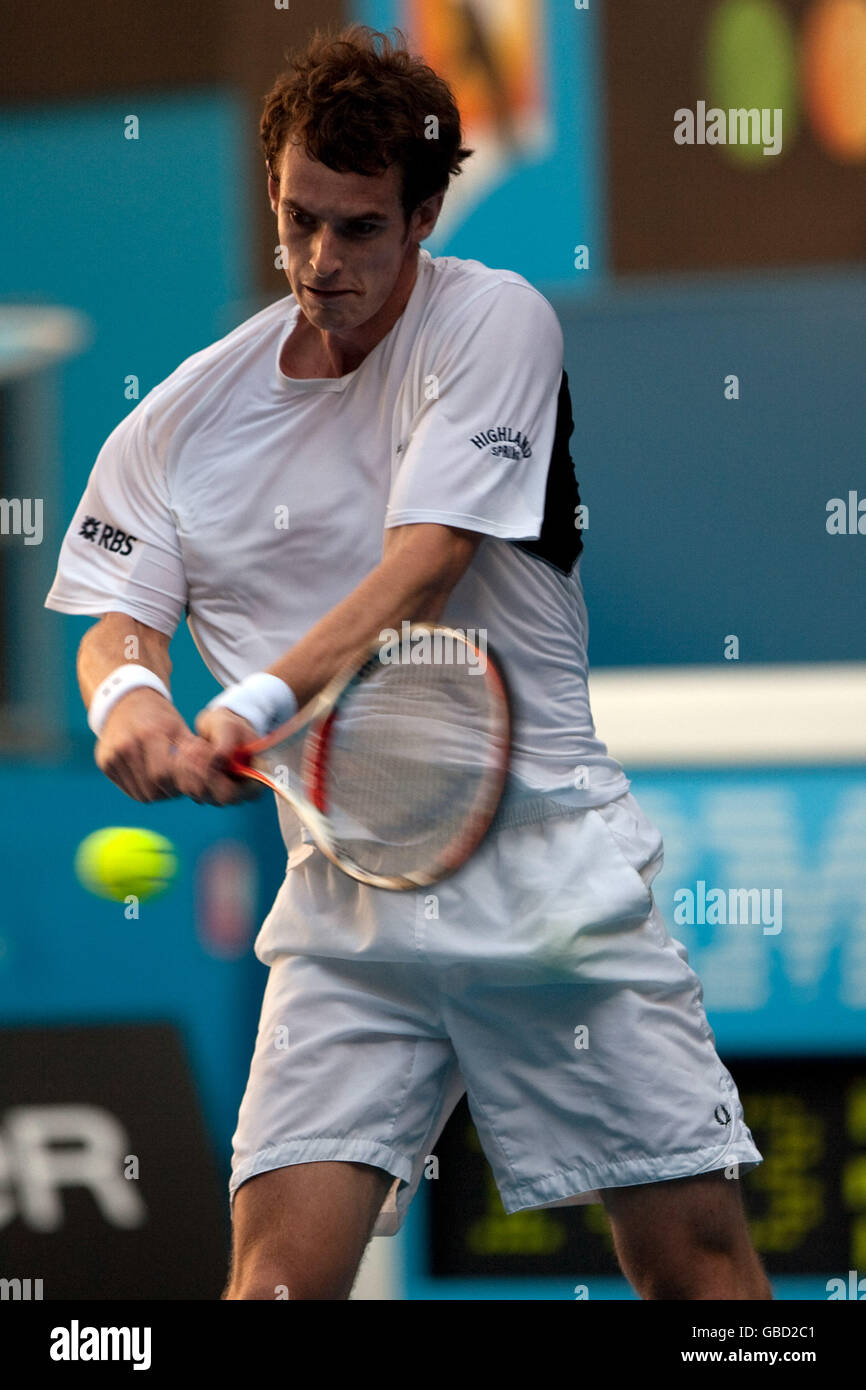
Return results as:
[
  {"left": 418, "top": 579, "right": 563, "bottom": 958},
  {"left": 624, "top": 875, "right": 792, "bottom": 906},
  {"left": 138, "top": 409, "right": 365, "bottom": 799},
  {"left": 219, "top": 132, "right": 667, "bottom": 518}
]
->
[
  {"left": 0, "top": 1023, "right": 227, "bottom": 1299},
  {"left": 431, "top": 1058, "right": 866, "bottom": 1280},
  {"left": 404, "top": 0, "right": 549, "bottom": 244},
  {"left": 635, "top": 769, "right": 866, "bottom": 1049},
  {"left": 196, "top": 840, "right": 258, "bottom": 959},
  {"left": 358, "top": 0, "right": 603, "bottom": 286},
  {"left": 603, "top": 0, "right": 866, "bottom": 271}
]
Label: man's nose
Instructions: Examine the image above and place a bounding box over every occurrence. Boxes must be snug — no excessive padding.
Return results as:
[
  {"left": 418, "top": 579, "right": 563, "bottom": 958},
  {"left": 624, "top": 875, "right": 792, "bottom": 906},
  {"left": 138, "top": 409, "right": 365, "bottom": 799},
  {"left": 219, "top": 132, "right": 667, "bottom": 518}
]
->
[{"left": 309, "top": 226, "right": 342, "bottom": 278}]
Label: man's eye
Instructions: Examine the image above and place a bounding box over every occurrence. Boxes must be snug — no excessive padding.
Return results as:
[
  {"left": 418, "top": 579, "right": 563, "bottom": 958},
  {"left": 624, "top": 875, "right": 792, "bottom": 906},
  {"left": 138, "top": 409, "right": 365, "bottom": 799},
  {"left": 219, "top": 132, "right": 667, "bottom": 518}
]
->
[
  {"left": 350, "top": 223, "right": 379, "bottom": 236},
  {"left": 289, "top": 210, "right": 314, "bottom": 227}
]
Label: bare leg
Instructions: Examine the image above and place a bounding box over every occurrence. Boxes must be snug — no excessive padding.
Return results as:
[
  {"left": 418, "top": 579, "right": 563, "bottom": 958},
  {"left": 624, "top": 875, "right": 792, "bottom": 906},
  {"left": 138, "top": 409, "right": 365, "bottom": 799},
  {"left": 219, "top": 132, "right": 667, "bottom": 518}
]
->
[
  {"left": 601, "top": 1171, "right": 772, "bottom": 1300},
  {"left": 224, "top": 1161, "right": 393, "bottom": 1301}
]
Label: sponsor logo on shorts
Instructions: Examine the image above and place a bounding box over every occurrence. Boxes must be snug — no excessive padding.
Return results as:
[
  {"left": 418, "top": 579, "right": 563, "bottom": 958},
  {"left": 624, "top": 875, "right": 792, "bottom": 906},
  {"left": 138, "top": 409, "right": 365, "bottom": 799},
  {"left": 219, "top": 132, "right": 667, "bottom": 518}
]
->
[
  {"left": 714, "top": 1104, "right": 732, "bottom": 1126},
  {"left": 79, "top": 515, "right": 138, "bottom": 557},
  {"left": 469, "top": 425, "right": 532, "bottom": 460}
]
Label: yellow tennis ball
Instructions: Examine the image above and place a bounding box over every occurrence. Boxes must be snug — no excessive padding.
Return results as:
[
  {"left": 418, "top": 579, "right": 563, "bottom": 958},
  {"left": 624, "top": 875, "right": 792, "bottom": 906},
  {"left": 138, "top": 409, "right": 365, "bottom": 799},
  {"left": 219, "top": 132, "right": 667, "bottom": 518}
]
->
[{"left": 74, "top": 827, "right": 178, "bottom": 903}]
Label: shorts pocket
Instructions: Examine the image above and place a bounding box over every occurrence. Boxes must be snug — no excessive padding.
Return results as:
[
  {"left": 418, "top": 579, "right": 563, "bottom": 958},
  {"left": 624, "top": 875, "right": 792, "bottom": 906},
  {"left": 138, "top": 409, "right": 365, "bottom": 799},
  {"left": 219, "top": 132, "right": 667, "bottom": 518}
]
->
[
  {"left": 464, "top": 807, "right": 657, "bottom": 979},
  {"left": 579, "top": 807, "right": 655, "bottom": 931},
  {"left": 593, "top": 794, "right": 665, "bottom": 891}
]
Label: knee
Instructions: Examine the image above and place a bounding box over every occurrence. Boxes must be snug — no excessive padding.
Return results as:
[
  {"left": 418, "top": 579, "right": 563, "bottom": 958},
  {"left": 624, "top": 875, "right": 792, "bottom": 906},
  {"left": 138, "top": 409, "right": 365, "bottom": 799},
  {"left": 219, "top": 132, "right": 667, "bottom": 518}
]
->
[
  {"left": 607, "top": 1172, "right": 772, "bottom": 1300},
  {"left": 633, "top": 1256, "right": 725, "bottom": 1301},
  {"left": 626, "top": 1237, "right": 770, "bottom": 1301}
]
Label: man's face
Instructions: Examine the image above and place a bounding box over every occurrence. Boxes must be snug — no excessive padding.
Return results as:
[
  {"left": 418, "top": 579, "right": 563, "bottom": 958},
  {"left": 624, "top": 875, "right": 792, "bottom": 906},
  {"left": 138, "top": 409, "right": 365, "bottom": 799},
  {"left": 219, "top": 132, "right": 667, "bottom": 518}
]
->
[{"left": 269, "top": 143, "right": 438, "bottom": 334}]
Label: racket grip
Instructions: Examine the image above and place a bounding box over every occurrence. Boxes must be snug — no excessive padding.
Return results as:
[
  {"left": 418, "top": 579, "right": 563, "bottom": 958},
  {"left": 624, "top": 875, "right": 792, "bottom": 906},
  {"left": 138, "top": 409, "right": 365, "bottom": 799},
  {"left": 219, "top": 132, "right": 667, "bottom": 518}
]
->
[{"left": 228, "top": 748, "right": 253, "bottom": 776}]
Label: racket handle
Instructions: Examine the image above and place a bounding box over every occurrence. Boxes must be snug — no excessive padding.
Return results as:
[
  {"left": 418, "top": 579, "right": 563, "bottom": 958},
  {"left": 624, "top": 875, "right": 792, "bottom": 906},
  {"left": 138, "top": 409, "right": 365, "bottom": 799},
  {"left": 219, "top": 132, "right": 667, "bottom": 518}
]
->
[{"left": 228, "top": 748, "right": 253, "bottom": 776}]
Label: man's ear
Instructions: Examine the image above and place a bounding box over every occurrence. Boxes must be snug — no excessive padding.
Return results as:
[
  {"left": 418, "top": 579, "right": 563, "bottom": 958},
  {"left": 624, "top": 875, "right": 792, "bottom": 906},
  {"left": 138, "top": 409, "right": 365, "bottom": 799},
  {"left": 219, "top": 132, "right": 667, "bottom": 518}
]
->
[
  {"left": 267, "top": 164, "right": 280, "bottom": 214},
  {"left": 411, "top": 190, "right": 445, "bottom": 243}
]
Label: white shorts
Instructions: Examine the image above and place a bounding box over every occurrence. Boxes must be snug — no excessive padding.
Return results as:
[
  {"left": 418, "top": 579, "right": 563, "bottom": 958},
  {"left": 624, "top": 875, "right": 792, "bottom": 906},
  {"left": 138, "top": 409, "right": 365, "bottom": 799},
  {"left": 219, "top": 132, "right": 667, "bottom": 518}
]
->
[{"left": 230, "top": 792, "right": 763, "bottom": 1234}]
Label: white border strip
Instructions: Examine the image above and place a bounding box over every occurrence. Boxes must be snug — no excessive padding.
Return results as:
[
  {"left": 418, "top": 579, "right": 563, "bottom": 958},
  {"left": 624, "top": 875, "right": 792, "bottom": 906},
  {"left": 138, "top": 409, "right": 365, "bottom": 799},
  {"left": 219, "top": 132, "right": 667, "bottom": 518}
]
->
[{"left": 588, "top": 664, "right": 866, "bottom": 766}]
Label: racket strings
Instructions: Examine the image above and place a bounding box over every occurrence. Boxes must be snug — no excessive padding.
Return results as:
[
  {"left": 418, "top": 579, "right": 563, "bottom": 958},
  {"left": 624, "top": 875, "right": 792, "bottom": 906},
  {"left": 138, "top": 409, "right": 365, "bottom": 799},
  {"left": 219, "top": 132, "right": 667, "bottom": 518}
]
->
[{"left": 318, "top": 659, "right": 505, "bottom": 877}]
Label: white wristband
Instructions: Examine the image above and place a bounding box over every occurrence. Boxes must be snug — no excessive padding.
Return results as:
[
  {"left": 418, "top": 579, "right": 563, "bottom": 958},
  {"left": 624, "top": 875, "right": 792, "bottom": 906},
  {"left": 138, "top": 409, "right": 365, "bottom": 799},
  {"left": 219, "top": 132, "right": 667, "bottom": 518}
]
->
[
  {"left": 205, "top": 672, "right": 297, "bottom": 737},
  {"left": 88, "top": 664, "right": 172, "bottom": 737}
]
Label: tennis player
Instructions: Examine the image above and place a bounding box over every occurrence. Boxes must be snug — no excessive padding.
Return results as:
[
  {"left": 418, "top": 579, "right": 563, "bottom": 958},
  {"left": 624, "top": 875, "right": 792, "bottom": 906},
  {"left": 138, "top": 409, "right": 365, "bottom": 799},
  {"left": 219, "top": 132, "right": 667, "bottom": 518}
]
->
[{"left": 45, "top": 25, "right": 770, "bottom": 1300}]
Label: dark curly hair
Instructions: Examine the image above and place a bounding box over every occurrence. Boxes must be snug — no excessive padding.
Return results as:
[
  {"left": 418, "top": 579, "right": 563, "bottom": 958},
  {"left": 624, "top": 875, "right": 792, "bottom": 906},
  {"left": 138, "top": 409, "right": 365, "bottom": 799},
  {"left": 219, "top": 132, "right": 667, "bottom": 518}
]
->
[{"left": 260, "top": 23, "right": 473, "bottom": 223}]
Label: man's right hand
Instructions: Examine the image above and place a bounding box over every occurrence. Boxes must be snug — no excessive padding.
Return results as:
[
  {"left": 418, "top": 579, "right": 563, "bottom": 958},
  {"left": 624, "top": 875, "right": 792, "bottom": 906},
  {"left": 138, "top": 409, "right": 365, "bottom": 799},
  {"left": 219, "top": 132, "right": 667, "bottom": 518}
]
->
[{"left": 95, "top": 688, "right": 257, "bottom": 805}]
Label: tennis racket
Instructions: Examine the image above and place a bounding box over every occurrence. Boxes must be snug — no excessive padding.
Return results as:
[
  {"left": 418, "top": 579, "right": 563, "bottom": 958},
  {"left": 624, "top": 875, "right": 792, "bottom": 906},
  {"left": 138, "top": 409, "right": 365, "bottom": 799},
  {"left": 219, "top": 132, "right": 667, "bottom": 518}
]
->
[{"left": 228, "top": 624, "right": 510, "bottom": 890}]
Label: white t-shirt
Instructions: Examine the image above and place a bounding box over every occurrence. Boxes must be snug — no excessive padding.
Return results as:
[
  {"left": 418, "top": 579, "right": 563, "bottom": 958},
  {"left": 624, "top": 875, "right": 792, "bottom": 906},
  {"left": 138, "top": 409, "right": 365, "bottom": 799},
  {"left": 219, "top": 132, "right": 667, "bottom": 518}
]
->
[{"left": 45, "top": 248, "right": 628, "bottom": 844}]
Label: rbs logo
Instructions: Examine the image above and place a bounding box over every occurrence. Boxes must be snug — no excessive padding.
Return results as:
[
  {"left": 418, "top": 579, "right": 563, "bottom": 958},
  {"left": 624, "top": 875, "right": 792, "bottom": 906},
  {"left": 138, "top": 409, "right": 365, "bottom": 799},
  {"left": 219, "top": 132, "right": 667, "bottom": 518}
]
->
[{"left": 78, "top": 515, "right": 137, "bottom": 557}]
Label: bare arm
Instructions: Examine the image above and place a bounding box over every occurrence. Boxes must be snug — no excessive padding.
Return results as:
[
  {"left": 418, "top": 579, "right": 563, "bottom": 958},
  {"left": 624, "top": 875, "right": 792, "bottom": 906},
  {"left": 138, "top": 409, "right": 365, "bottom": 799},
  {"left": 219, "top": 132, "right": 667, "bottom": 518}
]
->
[
  {"left": 194, "top": 523, "right": 482, "bottom": 779},
  {"left": 265, "top": 522, "right": 480, "bottom": 705},
  {"left": 77, "top": 612, "right": 173, "bottom": 705},
  {"left": 80, "top": 613, "right": 256, "bottom": 805}
]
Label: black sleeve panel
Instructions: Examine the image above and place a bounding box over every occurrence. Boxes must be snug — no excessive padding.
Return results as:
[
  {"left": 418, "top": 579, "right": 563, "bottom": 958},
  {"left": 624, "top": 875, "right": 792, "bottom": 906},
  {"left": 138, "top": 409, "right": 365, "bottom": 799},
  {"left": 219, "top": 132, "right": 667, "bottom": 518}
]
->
[{"left": 513, "top": 369, "right": 583, "bottom": 575}]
